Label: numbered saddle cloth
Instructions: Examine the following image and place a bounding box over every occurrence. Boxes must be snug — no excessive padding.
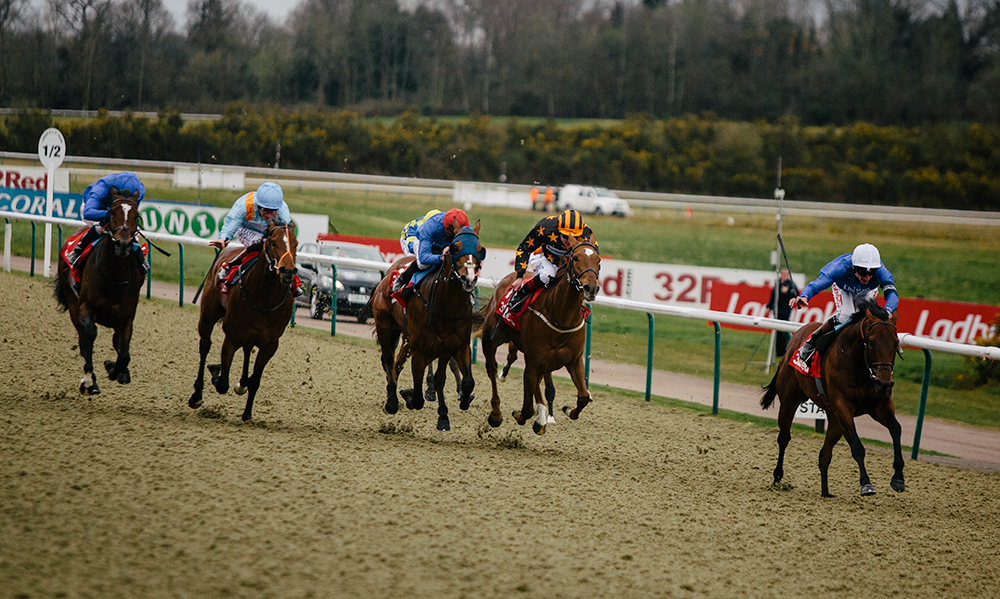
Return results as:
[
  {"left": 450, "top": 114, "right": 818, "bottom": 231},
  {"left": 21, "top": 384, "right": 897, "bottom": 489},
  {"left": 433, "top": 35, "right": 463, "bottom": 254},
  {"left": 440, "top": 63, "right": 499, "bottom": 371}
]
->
[
  {"left": 790, "top": 329, "right": 822, "bottom": 378},
  {"left": 495, "top": 281, "right": 546, "bottom": 332},
  {"left": 60, "top": 232, "right": 148, "bottom": 285}
]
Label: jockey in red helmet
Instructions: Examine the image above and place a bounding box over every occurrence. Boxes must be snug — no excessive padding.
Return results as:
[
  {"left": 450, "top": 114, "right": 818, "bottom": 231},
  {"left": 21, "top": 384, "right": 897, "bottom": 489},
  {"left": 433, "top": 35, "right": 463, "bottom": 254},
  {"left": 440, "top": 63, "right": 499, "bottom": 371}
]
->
[{"left": 392, "top": 208, "right": 470, "bottom": 298}]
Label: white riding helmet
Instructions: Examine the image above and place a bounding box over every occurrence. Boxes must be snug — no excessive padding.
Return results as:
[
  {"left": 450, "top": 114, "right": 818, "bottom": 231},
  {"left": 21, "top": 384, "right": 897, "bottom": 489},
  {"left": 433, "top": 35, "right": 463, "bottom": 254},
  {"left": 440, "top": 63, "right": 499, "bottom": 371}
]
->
[{"left": 851, "top": 243, "right": 881, "bottom": 269}]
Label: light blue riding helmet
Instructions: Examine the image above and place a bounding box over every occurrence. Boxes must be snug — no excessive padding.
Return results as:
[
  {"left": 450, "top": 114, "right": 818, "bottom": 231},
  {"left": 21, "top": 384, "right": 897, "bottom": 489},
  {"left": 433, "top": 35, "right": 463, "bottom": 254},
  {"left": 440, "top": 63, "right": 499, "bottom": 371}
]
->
[{"left": 255, "top": 182, "right": 284, "bottom": 210}]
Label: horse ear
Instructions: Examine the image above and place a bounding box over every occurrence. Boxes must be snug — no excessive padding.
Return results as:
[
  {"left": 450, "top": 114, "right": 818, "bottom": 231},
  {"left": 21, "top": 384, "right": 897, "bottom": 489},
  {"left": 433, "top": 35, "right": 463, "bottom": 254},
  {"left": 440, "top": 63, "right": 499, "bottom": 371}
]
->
[
  {"left": 477, "top": 244, "right": 486, "bottom": 261},
  {"left": 473, "top": 219, "right": 481, "bottom": 235},
  {"left": 890, "top": 309, "right": 899, "bottom": 324}
]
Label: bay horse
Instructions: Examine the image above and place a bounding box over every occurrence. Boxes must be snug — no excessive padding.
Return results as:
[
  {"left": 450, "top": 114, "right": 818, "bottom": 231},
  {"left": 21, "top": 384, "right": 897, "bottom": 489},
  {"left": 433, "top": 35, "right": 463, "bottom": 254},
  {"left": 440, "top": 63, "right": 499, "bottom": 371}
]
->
[
  {"left": 479, "top": 237, "right": 601, "bottom": 435},
  {"left": 760, "top": 298, "right": 905, "bottom": 497},
  {"left": 371, "top": 223, "right": 484, "bottom": 432},
  {"left": 54, "top": 190, "right": 143, "bottom": 395},
  {"left": 188, "top": 222, "right": 297, "bottom": 421}
]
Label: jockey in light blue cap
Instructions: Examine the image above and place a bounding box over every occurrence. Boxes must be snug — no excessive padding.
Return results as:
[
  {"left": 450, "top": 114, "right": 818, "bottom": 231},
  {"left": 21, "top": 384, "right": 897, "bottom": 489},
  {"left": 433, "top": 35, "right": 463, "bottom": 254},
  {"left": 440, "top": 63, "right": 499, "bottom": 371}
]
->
[{"left": 211, "top": 182, "right": 297, "bottom": 292}]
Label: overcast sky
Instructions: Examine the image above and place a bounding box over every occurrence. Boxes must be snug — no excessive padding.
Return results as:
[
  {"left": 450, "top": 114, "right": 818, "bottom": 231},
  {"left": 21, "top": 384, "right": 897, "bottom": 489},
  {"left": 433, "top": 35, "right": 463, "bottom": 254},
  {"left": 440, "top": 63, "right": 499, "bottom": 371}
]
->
[{"left": 161, "top": 0, "right": 296, "bottom": 27}]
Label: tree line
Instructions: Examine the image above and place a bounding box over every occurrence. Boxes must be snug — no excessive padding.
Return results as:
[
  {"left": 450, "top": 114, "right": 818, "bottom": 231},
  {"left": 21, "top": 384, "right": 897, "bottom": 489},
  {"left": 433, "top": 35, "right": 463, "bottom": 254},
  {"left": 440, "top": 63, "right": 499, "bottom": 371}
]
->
[
  {"left": 2, "top": 106, "right": 998, "bottom": 210},
  {"left": 1, "top": 0, "right": 999, "bottom": 126}
]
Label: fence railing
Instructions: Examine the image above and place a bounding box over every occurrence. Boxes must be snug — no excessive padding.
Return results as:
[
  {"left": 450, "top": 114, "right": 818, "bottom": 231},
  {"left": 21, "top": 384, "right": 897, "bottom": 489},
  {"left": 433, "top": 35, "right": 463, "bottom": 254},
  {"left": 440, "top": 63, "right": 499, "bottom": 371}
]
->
[{"left": 3, "top": 210, "right": 998, "bottom": 459}]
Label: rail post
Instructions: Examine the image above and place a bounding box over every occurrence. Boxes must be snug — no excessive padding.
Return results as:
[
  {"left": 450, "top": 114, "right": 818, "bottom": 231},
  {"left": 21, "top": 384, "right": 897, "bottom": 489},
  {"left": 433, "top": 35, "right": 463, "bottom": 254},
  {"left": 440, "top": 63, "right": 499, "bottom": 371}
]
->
[
  {"left": 330, "top": 265, "right": 337, "bottom": 337},
  {"left": 3, "top": 218, "right": 10, "bottom": 272},
  {"left": 911, "top": 349, "right": 932, "bottom": 460},
  {"left": 30, "top": 222, "right": 36, "bottom": 276},
  {"left": 178, "top": 243, "right": 184, "bottom": 307},
  {"left": 146, "top": 244, "right": 152, "bottom": 299},
  {"left": 646, "top": 313, "right": 654, "bottom": 402},
  {"left": 713, "top": 322, "right": 721, "bottom": 415}
]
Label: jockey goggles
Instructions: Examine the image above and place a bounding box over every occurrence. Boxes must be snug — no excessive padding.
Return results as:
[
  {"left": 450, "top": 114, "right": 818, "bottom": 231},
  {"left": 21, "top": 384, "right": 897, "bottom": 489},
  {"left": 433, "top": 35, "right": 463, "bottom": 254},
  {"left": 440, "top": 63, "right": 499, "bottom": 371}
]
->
[{"left": 854, "top": 266, "right": 877, "bottom": 277}]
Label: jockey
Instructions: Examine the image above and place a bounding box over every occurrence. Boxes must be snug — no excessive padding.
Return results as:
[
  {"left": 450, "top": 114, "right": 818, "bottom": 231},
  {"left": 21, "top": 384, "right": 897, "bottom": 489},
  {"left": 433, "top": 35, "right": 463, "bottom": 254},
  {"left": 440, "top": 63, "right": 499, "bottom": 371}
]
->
[
  {"left": 391, "top": 208, "right": 470, "bottom": 299},
  {"left": 791, "top": 243, "right": 899, "bottom": 364},
  {"left": 66, "top": 171, "right": 147, "bottom": 270},
  {"left": 210, "top": 182, "right": 297, "bottom": 292},
  {"left": 506, "top": 209, "right": 597, "bottom": 311}
]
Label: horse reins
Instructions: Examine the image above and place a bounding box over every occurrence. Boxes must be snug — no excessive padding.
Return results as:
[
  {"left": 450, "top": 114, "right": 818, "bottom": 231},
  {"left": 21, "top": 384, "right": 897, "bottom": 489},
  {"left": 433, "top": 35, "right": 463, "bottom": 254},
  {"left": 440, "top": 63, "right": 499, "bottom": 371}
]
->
[
  {"left": 97, "top": 198, "right": 142, "bottom": 286},
  {"left": 863, "top": 320, "right": 899, "bottom": 381},
  {"left": 527, "top": 241, "right": 598, "bottom": 333},
  {"left": 238, "top": 225, "right": 295, "bottom": 312}
]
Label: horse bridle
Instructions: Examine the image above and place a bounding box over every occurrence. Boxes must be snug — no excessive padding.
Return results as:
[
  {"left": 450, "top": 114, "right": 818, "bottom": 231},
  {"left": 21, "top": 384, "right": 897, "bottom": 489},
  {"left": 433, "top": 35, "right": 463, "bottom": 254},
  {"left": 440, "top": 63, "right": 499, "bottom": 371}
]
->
[
  {"left": 262, "top": 224, "right": 295, "bottom": 275},
  {"left": 420, "top": 251, "right": 479, "bottom": 324},
  {"left": 862, "top": 319, "right": 900, "bottom": 381},
  {"left": 238, "top": 225, "right": 295, "bottom": 312},
  {"left": 104, "top": 198, "right": 141, "bottom": 243},
  {"left": 566, "top": 241, "right": 600, "bottom": 291}
]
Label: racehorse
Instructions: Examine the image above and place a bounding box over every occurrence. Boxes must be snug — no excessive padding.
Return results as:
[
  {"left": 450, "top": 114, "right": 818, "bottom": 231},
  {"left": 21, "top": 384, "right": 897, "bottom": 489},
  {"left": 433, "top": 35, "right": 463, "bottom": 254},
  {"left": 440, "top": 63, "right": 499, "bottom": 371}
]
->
[
  {"left": 188, "top": 222, "right": 297, "bottom": 421},
  {"left": 371, "top": 223, "right": 484, "bottom": 432},
  {"left": 760, "top": 298, "right": 905, "bottom": 497},
  {"left": 54, "top": 190, "right": 144, "bottom": 395},
  {"left": 479, "top": 237, "right": 601, "bottom": 435}
]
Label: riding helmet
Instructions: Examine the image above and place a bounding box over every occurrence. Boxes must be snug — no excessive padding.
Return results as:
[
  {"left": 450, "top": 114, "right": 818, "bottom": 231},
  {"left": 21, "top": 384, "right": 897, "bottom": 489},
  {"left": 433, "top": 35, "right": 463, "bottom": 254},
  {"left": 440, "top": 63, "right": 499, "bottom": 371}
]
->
[
  {"left": 557, "top": 209, "right": 585, "bottom": 237},
  {"left": 255, "top": 182, "right": 284, "bottom": 210},
  {"left": 851, "top": 243, "right": 881, "bottom": 269}
]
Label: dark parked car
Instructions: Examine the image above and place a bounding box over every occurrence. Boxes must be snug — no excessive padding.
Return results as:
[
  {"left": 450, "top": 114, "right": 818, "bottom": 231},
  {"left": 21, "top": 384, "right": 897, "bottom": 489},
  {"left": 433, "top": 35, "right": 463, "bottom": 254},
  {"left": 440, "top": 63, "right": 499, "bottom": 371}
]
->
[{"left": 295, "top": 241, "right": 385, "bottom": 322}]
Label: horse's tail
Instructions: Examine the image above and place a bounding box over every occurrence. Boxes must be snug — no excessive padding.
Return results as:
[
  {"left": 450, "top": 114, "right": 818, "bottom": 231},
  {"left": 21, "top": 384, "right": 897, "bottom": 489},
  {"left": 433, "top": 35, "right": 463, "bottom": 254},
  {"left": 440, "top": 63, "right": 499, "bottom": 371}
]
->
[
  {"left": 52, "top": 274, "right": 69, "bottom": 312},
  {"left": 760, "top": 371, "right": 779, "bottom": 410}
]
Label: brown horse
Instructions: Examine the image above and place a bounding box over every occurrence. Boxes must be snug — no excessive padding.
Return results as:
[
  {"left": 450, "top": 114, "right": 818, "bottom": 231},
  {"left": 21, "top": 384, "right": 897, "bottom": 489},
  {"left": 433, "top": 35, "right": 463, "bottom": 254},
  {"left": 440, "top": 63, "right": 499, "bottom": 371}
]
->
[
  {"left": 188, "top": 222, "right": 298, "bottom": 421},
  {"left": 761, "top": 298, "right": 905, "bottom": 497},
  {"left": 371, "top": 223, "right": 483, "bottom": 432},
  {"left": 479, "top": 237, "right": 601, "bottom": 435},
  {"left": 54, "top": 191, "right": 144, "bottom": 395}
]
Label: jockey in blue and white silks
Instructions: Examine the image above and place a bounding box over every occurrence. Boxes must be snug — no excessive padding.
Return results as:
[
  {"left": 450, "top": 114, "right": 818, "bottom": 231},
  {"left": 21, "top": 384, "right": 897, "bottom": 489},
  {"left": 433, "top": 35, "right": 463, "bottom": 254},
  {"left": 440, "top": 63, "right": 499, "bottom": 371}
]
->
[
  {"left": 792, "top": 243, "right": 899, "bottom": 363},
  {"left": 215, "top": 182, "right": 292, "bottom": 249},
  {"left": 392, "top": 208, "right": 470, "bottom": 297},
  {"left": 67, "top": 171, "right": 147, "bottom": 268}
]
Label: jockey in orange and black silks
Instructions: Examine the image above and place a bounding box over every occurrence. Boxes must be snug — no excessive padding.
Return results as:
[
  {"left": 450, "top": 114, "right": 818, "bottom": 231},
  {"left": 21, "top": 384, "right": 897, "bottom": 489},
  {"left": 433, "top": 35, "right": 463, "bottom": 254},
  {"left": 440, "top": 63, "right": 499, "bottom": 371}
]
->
[{"left": 507, "top": 209, "right": 597, "bottom": 311}]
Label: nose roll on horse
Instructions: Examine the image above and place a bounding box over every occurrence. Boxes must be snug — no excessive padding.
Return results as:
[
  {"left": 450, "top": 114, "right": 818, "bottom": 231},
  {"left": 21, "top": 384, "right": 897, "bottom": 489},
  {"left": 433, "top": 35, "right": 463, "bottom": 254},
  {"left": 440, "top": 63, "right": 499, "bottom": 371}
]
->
[
  {"left": 761, "top": 298, "right": 905, "bottom": 497},
  {"left": 479, "top": 237, "right": 601, "bottom": 435},
  {"left": 54, "top": 191, "right": 144, "bottom": 395},
  {"left": 188, "top": 222, "right": 298, "bottom": 421},
  {"left": 371, "top": 223, "right": 484, "bottom": 432}
]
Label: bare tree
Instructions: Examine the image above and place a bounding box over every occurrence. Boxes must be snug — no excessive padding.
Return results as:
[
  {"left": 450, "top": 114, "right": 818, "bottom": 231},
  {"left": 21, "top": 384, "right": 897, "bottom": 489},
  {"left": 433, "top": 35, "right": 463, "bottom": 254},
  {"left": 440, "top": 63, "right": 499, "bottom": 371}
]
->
[
  {"left": 121, "top": 0, "right": 174, "bottom": 110},
  {"left": 48, "top": 0, "right": 112, "bottom": 110},
  {"left": 0, "top": 0, "right": 28, "bottom": 102}
]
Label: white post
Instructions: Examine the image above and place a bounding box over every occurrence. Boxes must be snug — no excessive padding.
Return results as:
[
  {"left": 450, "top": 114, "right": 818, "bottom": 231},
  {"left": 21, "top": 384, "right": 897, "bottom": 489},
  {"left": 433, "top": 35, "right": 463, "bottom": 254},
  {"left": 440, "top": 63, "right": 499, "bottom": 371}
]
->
[
  {"left": 38, "top": 128, "right": 66, "bottom": 278},
  {"left": 3, "top": 219, "right": 11, "bottom": 272}
]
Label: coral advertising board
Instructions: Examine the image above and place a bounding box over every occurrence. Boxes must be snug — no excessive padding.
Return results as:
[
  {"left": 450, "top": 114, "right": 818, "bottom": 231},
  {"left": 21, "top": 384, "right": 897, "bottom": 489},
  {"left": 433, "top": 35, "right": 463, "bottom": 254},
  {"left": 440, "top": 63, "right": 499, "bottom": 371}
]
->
[{"left": 709, "top": 282, "right": 998, "bottom": 345}]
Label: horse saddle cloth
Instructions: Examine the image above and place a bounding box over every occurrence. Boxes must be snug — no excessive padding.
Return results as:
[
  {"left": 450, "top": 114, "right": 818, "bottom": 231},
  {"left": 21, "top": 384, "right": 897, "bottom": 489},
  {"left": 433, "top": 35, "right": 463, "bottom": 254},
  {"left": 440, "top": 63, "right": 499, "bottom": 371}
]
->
[
  {"left": 495, "top": 280, "right": 545, "bottom": 332},
  {"left": 389, "top": 265, "right": 438, "bottom": 307}
]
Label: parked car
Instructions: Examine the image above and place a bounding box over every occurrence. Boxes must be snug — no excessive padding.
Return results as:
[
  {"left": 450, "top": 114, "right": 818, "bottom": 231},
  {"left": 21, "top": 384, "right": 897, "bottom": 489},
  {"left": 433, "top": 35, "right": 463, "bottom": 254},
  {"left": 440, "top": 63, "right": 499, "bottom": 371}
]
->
[
  {"left": 555, "top": 184, "right": 632, "bottom": 217},
  {"left": 295, "top": 241, "right": 385, "bottom": 322}
]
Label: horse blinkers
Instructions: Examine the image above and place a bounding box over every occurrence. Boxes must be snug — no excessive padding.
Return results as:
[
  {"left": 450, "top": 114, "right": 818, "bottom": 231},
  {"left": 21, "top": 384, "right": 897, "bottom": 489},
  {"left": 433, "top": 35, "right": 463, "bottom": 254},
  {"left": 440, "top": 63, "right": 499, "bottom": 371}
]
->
[{"left": 448, "top": 240, "right": 480, "bottom": 293}]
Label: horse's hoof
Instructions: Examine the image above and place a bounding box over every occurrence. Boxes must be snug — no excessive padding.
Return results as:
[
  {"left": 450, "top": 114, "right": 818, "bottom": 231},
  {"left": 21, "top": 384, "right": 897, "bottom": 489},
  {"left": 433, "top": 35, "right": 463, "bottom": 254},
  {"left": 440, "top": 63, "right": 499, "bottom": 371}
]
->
[
  {"left": 79, "top": 382, "right": 87, "bottom": 395},
  {"left": 822, "top": 492, "right": 835, "bottom": 498},
  {"left": 546, "top": 415, "right": 556, "bottom": 424},
  {"left": 424, "top": 388, "right": 437, "bottom": 403},
  {"left": 88, "top": 382, "right": 101, "bottom": 396},
  {"left": 104, "top": 360, "right": 115, "bottom": 376},
  {"left": 234, "top": 386, "right": 247, "bottom": 395},
  {"left": 890, "top": 478, "right": 905, "bottom": 492},
  {"left": 532, "top": 421, "right": 546, "bottom": 435},
  {"left": 488, "top": 414, "right": 503, "bottom": 428},
  {"left": 561, "top": 405, "right": 575, "bottom": 419},
  {"left": 384, "top": 399, "right": 399, "bottom": 415},
  {"left": 208, "top": 364, "right": 221, "bottom": 384},
  {"left": 860, "top": 484, "right": 877, "bottom": 496},
  {"left": 459, "top": 393, "right": 474, "bottom": 411},
  {"left": 117, "top": 370, "right": 130, "bottom": 385},
  {"left": 241, "top": 411, "right": 252, "bottom": 422},
  {"left": 189, "top": 394, "right": 203, "bottom": 409},
  {"left": 437, "top": 418, "right": 451, "bottom": 432}
]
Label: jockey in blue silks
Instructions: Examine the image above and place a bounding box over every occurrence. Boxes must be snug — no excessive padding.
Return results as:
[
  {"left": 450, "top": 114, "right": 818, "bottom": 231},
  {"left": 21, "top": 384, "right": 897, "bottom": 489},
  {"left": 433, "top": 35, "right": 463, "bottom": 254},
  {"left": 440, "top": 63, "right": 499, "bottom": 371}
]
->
[
  {"left": 67, "top": 171, "right": 147, "bottom": 270},
  {"left": 792, "top": 243, "right": 899, "bottom": 364},
  {"left": 392, "top": 208, "right": 470, "bottom": 299},
  {"left": 210, "top": 182, "right": 298, "bottom": 294}
]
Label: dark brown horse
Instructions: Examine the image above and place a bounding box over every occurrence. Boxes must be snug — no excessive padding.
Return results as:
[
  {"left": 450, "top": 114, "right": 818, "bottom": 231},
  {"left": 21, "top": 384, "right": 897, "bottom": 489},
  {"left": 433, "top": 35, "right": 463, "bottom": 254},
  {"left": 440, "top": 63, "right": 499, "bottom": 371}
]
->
[
  {"left": 761, "top": 299, "right": 905, "bottom": 497},
  {"left": 188, "top": 222, "right": 298, "bottom": 421},
  {"left": 54, "top": 191, "right": 143, "bottom": 395},
  {"left": 479, "top": 237, "right": 601, "bottom": 435},
  {"left": 371, "top": 223, "right": 483, "bottom": 432}
]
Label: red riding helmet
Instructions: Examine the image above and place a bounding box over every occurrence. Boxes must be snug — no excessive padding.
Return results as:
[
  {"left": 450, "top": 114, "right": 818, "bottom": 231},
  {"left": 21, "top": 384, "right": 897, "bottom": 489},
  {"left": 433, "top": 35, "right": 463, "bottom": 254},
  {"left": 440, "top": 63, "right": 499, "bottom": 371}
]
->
[{"left": 443, "top": 208, "right": 470, "bottom": 233}]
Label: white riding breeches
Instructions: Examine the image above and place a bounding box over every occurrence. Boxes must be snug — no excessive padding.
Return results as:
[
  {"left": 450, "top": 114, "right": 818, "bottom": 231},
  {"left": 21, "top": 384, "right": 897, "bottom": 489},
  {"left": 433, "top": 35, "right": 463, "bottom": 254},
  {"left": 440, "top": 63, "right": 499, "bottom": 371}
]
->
[
  {"left": 831, "top": 283, "right": 880, "bottom": 325},
  {"left": 236, "top": 227, "right": 265, "bottom": 247},
  {"left": 528, "top": 252, "right": 557, "bottom": 285}
]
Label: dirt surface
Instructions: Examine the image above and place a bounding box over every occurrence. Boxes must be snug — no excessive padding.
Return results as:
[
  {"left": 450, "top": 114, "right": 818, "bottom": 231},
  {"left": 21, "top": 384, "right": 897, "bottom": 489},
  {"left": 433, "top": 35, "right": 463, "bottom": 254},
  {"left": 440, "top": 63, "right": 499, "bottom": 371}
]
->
[{"left": 2, "top": 271, "right": 1000, "bottom": 598}]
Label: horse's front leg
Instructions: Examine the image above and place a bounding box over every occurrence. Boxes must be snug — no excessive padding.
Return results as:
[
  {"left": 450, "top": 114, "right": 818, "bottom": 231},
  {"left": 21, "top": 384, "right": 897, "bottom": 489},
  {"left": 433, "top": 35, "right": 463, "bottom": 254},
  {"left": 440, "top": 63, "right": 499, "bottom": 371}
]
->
[
  {"left": 234, "top": 350, "right": 252, "bottom": 395},
  {"left": 456, "top": 345, "right": 475, "bottom": 411},
  {"left": 424, "top": 363, "right": 437, "bottom": 404},
  {"left": 513, "top": 363, "right": 545, "bottom": 434},
  {"left": 773, "top": 398, "right": 800, "bottom": 486},
  {"left": 209, "top": 337, "right": 238, "bottom": 395},
  {"left": 433, "top": 357, "right": 451, "bottom": 431},
  {"left": 404, "top": 352, "right": 428, "bottom": 411},
  {"left": 104, "top": 321, "right": 133, "bottom": 384},
  {"left": 833, "top": 404, "right": 876, "bottom": 496},
  {"left": 818, "top": 420, "right": 845, "bottom": 498},
  {"left": 482, "top": 333, "right": 504, "bottom": 428},
  {"left": 189, "top": 317, "right": 214, "bottom": 409},
  {"left": 544, "top": 373, "right": 556, "bottom": 424},
  {"left": 561, "top": 354, "right": 592, "bottom": 421},
  {"left": 377, "top": 328, "right": 401, "bottom": 415},
  {"left": 241, "top": 341, "right": 279, "bottom": 421},
  {"left": 76, "top": 309, "right": 101, "bottom": 395},
  {"left": 871, "top": 399, "right": 905, "bottom": 492}
]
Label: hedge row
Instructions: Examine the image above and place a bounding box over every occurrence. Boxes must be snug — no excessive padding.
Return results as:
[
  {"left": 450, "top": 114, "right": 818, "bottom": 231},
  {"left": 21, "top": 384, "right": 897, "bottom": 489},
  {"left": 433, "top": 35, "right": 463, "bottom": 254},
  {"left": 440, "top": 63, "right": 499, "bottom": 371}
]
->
[{"left": 2, "top": 105, "right": 998, "bottom": 210}]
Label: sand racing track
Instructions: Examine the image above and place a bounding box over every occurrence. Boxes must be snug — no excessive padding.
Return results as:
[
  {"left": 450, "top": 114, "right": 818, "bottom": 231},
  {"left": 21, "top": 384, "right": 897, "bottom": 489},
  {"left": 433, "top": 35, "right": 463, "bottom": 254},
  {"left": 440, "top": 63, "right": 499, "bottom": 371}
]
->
[{"left": 2, "top": 272, "right": 998, "bottom": 598}]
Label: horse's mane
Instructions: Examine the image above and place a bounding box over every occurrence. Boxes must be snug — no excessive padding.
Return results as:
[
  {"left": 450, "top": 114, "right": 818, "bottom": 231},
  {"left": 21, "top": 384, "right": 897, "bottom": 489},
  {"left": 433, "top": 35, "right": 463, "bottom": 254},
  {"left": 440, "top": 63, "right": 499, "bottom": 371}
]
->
[{"left": 845, "top": 297, "right": 889, "bottom": 326}]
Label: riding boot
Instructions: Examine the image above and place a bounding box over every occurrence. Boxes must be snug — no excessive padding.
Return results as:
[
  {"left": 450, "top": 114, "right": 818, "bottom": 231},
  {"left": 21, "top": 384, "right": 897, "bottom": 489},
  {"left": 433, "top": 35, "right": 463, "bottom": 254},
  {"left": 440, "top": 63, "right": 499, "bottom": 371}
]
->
[
  {"left": 218, "top": 249, "right": 247, "bottom": 282},
  {"left": 134, "top": 246, "right": 150, "bottom": 275},
  {"left": 68, "top": 226, "right": 101, "bottom": 268},
  {"left": 797, "top": 317, "right": 837, "bottom": 364},
  {"left": 393, "top": 261, "right": 420, "bottom": 292},
  {"left": 508, "top": 274, "right": 543, "bottom": 312}
]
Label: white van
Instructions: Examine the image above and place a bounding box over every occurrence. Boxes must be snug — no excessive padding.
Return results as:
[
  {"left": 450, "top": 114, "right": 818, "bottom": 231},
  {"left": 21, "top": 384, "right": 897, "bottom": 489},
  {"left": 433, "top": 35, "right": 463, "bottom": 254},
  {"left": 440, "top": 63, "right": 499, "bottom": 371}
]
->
[{"left": 555, "top": 185, "right": 632, "bottom": 217}]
